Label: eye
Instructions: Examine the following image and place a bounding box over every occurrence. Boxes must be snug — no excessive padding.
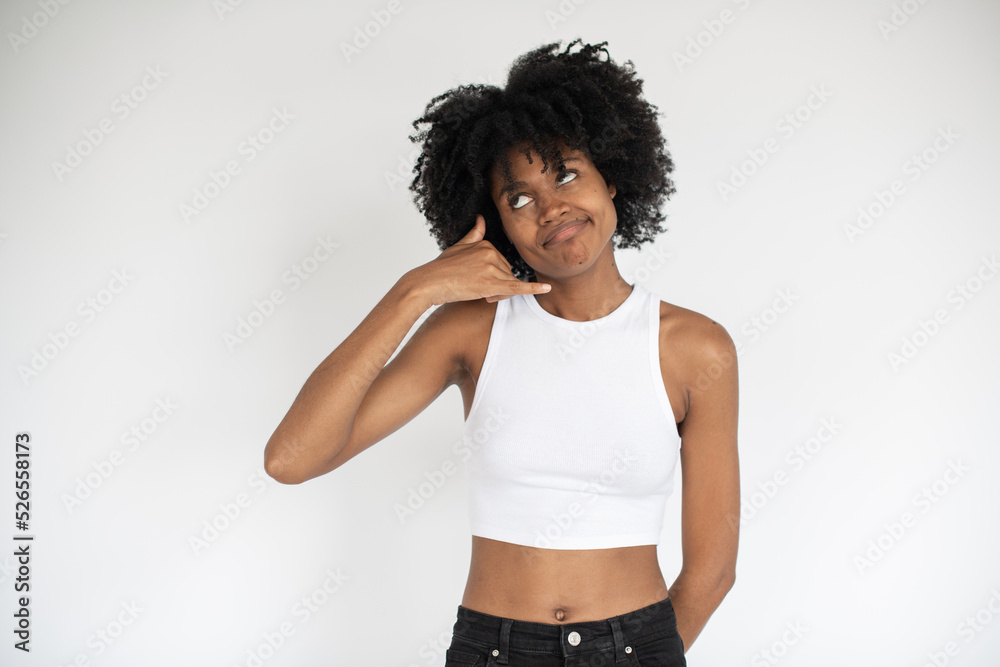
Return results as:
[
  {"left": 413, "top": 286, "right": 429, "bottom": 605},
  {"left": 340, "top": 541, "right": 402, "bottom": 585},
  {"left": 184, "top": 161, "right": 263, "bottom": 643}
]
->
[
  {"left": 557, "top": 170, "right": 577, "bottom": 185},
  {"left": 507, "top": 171, "right": 577, "bottom": 210}
]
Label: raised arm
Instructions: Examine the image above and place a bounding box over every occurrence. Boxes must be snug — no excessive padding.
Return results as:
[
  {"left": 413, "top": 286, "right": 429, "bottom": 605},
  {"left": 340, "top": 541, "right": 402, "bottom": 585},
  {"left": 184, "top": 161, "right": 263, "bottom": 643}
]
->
[
  {"left": 263, "top": 274, "right": 445, "bottom": 484},
  {"left": 666, "top": 317, "right": 740, "bottom": 653},
  {"left": 263, "top": 215, "right": 552, "bottom": 484}
]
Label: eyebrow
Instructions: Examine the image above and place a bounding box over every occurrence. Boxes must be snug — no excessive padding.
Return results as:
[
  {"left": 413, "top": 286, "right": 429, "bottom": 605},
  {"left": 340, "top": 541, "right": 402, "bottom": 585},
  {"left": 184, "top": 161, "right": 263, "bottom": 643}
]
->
[{"left": 496, "top": 157, "right": 583, "bottom": 199}]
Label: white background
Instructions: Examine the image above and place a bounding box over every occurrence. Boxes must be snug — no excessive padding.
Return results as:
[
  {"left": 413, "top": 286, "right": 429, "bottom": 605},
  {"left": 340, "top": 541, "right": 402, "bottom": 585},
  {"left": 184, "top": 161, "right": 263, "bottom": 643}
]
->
[{"left": 1, "top": 0, "right": 999, "bottom": 665}]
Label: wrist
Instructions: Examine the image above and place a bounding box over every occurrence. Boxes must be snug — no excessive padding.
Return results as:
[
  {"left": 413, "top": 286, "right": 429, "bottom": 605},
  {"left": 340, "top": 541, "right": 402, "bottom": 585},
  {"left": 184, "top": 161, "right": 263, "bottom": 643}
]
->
[{"left": 393, "top": 270, "right": 431, "bottom": 313}]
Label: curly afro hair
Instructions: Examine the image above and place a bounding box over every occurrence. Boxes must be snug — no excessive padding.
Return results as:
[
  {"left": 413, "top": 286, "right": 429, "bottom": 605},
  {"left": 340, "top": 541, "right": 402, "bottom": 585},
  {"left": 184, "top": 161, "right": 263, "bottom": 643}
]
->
[{"left": 408, "top": 39, "right": 675, "bottom": 281}]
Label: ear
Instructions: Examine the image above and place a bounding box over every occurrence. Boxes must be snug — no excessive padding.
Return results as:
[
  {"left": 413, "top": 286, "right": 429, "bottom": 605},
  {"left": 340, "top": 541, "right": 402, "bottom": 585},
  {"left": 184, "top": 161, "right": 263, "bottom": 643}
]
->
[{"left": 608, "top": 182, "right": 616, "bottom": 199}]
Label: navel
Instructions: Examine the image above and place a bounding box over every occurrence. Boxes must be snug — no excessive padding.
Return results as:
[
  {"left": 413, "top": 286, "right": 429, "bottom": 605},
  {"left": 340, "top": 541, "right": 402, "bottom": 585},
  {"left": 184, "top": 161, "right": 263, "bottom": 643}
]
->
[{"left": 553, "top": 608, "right": 566, "bottom": 622}]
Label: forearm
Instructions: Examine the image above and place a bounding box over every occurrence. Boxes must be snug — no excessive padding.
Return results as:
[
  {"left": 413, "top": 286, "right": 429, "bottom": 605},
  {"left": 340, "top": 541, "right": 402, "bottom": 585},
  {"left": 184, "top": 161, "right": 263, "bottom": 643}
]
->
[
  {"left": 667, "top": 568, "right": 735, "bottom": 653},
  {"left": 264, "top": 273, "right": 429, "bottom": 483}
]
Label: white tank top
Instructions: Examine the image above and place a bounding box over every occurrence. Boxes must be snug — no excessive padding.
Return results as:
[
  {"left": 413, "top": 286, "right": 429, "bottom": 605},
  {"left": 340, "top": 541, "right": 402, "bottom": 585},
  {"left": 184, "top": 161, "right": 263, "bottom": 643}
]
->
[{"left": 463, "top": 282, "right": 682, "bottom": 550}]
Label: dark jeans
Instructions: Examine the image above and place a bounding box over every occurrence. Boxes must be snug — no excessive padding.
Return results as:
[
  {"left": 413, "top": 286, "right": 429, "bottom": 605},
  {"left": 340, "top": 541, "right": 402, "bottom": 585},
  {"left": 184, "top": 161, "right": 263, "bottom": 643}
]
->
[{"left": 444, "top": 597, "right": 687, "bottom": 666}]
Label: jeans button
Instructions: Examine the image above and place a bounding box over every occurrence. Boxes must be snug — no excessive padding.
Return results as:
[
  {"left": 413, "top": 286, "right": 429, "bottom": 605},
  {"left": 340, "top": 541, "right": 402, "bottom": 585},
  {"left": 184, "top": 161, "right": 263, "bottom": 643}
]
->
[{"left": 567, "top": 631, "right": 581, "bottom": 646}]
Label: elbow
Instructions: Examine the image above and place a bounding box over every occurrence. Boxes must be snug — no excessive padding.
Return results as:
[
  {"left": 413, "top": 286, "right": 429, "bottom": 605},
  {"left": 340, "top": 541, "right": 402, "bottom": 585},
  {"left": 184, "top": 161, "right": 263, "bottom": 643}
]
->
[
  {"left": 708, "top": 563, "right": 736, "bottom": 594},
  {"left": 700, "top": 568, "right": 736, "bottom": 597},
  {"left": 264, "top": 439, "right": 307, "bottom": 485},
  {"left": 264, "top": 458, "right": 302, "bottom": 486},
  {"left": 720, "top": 569, "right": 736, "bottom": 594},
  {"left": 678, "top": 565, "right": 736, "bottom": 597}
]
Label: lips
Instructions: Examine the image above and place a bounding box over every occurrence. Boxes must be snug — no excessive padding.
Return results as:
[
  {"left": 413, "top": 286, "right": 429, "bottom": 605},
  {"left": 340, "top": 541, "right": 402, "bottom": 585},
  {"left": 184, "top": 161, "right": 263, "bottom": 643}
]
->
[{"left": 543, "top": 218, "right": 588, "bottom": 246}]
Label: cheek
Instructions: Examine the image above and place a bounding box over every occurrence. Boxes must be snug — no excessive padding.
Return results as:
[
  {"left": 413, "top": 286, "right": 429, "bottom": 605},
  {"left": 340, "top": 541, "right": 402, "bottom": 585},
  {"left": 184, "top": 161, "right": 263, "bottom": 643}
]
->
[
  {"left": 601, "top": 201, "right": 619, "bottom": 232},
  {"left": 502, "top": 216, "right": 533, "bottom": 243}
]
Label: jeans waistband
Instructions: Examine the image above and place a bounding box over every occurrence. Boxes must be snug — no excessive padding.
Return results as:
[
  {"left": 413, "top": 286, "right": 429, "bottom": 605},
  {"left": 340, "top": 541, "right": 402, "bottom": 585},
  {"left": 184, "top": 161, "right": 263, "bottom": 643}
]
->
[{"left": 451, "top": 597, "right": 675, "bottom": 662}]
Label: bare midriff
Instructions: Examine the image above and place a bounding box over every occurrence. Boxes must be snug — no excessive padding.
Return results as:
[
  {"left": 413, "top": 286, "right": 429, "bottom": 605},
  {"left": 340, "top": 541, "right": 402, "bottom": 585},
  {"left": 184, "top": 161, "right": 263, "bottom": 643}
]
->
[
  {"left": 460, "top": 535, "right": 670, "bottom": 624},
  {"left": 456, "top": 298, "right": 680, "bottom": 625}
]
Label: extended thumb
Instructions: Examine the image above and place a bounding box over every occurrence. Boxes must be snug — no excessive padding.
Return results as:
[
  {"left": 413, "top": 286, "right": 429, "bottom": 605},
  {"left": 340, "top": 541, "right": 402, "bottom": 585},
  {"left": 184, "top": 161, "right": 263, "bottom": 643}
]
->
[{"left": 462, "top": 214, "right": 485, "bottom": 242}]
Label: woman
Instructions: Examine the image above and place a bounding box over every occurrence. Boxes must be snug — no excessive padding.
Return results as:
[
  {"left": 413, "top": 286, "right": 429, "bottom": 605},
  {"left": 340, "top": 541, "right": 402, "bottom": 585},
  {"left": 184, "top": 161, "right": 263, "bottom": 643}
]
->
[{"left": 264, "top": 40, "right": 739, "bottom": 666}]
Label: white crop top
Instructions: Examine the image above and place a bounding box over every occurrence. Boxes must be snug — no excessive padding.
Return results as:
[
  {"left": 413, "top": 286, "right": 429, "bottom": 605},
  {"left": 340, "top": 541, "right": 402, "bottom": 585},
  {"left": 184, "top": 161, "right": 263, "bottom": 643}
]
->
[{"left": 462, "top": 282, "right": 682, "bottom": 550}]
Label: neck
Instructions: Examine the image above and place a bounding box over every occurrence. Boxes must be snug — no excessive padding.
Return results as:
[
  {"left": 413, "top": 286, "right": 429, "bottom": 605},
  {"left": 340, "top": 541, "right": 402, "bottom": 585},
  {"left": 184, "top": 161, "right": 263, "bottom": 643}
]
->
[{"left": 531, "top": 250, "right": 634, "bottom": 322}]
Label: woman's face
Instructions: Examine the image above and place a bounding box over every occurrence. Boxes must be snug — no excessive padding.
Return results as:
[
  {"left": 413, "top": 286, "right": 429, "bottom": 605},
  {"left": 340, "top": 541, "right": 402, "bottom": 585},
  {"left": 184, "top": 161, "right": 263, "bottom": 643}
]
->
[{"left": 489, "top": 142, "right": 617, "bottom": 281}]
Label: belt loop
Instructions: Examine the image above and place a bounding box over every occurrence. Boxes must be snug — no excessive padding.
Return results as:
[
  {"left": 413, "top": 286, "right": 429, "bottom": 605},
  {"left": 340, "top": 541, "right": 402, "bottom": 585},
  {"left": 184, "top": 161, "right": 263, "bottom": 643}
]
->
[
  {"left": 609, "top": 616, "right": 628, "bottom": 663},
  {"left": 496, "top": 618, "right": 513, "bottom": 664}
]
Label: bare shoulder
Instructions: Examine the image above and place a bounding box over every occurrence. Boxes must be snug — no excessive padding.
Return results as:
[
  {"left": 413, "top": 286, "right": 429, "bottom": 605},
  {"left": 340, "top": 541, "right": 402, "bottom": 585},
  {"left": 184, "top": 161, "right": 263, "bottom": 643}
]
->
[
  {"left": 656, "top": 298, "right": 739, "bottom": 415},
  {"left": 657, "top": 300, "right": 737, "bottom": 357}
]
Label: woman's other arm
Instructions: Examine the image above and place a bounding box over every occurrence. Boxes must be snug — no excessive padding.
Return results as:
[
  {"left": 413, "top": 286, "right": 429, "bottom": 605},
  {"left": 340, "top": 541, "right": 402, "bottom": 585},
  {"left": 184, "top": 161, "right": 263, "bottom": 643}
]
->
[{"left": 667, "top": 317, "right": 740, "bottom": 653}]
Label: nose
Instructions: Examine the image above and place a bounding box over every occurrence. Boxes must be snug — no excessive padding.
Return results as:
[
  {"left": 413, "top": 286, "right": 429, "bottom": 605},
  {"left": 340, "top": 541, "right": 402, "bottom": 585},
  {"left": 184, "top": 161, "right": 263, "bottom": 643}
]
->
[{"left": 537, "top": 189, "right": 570, "bottom": 224}]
